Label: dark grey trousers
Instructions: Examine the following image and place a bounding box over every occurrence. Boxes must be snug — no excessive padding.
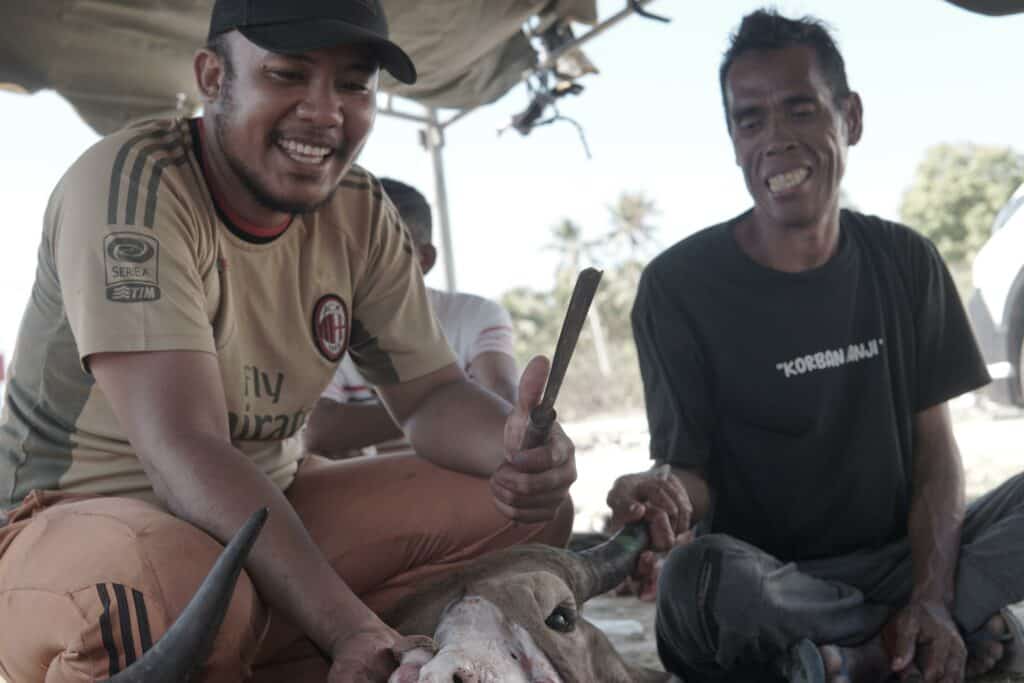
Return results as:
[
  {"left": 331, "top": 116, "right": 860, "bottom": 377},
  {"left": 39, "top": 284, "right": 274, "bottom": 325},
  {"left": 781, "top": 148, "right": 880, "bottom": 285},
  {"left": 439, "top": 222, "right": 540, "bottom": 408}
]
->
[{"left": 655, "top": 472, "right": 1024, "bottom": 681}]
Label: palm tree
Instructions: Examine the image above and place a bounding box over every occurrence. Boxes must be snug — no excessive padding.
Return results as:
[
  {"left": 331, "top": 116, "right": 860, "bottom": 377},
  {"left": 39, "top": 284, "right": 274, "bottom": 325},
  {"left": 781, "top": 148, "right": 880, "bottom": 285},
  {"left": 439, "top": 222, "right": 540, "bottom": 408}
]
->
[{"left": 605, "top": 192, "right": 659, "bottom": 259}]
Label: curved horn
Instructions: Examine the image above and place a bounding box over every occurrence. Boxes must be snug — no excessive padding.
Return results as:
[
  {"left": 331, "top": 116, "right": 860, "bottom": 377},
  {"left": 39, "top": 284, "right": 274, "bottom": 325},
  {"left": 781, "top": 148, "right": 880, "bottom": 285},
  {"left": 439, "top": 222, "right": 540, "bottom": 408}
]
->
[
  {"left": 573, "top": 521, "right": 650, "bottom": 602},
  {"left": 104, "top": 508, "right": 269, "bottom": 682}
]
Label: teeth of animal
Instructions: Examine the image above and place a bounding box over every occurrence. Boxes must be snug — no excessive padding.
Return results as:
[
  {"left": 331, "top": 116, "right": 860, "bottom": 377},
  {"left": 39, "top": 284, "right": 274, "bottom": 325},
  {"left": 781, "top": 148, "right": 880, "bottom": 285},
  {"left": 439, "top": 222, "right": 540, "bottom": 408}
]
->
[
  {"left": 768, "top": 168, "right": 809, "bottom": 192},
  {"left": 279, "top": 139, "right": 331, "bottom": 164}
]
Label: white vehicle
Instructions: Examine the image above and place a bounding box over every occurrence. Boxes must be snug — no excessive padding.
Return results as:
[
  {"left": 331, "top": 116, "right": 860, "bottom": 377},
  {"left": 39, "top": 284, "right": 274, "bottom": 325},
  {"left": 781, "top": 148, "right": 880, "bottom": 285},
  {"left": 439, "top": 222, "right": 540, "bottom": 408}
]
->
[{"left": 969, "top": 181, "right": 1024, "bottom": 405}]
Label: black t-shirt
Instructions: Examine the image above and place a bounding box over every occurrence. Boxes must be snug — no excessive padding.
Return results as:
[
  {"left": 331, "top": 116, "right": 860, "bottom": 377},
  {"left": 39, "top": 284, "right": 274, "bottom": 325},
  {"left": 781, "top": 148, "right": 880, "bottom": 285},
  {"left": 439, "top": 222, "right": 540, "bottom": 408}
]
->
[{"left": 632, "top": 210, "right": 990, "bottom": 562}]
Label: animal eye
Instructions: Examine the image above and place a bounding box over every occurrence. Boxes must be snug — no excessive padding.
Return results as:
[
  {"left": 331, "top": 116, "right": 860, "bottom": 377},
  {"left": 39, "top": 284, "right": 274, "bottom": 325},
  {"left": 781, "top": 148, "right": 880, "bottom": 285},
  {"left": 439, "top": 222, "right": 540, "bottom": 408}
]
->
[{"left": 545, "top": 605, "right": 576, "bottom": 633}]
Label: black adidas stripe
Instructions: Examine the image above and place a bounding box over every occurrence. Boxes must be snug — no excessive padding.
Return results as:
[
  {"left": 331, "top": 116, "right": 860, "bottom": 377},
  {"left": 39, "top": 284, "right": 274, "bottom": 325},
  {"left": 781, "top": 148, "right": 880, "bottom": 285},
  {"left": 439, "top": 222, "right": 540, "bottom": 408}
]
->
[
  {"left": 112, "top": 583, "right": 138, "bottom": 666},
  {"left": 95, "top": 583, "right": 121, "bottom": 675},
  {"left": 107, "top": 129, "right": 176, "bottom": 226},
  {"left": 132, "top": 588, "right": 154, "bottom": 653},
  {"left": 142, "top": 154, "right": 189, "bottom": 228},
  {"left": 124, "top": 139, "right": 185, "bottom": 227}
]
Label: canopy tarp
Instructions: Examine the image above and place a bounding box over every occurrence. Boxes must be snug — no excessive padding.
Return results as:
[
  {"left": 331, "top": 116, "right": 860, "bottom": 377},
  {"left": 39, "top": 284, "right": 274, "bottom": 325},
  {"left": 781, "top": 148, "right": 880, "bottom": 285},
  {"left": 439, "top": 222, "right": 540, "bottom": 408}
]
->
[{"left": 0, "top": 0, "right": 597, "bottom": 134}]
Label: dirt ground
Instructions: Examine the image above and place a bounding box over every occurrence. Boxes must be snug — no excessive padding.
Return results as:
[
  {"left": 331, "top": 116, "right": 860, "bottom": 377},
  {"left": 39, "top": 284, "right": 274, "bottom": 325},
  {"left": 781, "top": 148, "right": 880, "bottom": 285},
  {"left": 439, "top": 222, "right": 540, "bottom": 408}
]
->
[{"left": 569, "top": 397, "right": 1024, "bottom": 681}]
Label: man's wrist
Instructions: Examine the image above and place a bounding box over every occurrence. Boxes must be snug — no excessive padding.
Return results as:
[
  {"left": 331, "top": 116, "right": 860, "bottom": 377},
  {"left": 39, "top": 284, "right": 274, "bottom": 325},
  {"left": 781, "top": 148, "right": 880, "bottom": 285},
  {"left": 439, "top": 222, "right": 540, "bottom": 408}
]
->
[
  {"left": 326, "top": 612, "right": 392, "bottom": 659},
  {"left": 908, "top": 590, "right": 955, "bottom": 612}
]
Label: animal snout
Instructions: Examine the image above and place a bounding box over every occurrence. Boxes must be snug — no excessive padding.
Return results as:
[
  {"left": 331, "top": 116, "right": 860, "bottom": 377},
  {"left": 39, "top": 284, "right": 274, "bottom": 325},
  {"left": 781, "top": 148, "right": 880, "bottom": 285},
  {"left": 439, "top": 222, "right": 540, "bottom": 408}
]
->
[{"left": 451, "top": 666, "right": 477, "bottom": 682}]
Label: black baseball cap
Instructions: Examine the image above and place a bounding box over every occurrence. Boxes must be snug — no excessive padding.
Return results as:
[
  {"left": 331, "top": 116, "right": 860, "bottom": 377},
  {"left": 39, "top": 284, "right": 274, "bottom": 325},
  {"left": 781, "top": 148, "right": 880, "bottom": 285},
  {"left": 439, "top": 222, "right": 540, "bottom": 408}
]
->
[{"left": 208, "top": 0, "right": 416, "bottom": 84}]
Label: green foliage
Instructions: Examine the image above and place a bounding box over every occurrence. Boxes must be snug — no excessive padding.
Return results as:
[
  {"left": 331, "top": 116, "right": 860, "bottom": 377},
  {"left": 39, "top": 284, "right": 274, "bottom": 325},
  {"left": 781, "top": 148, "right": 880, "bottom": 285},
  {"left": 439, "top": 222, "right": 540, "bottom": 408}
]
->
[
  {"left": 900, "top": 143, "right": 1024, "bottom": 267},
  {"left": 501, "top": 192, "right": 659, "bottom": 420}
]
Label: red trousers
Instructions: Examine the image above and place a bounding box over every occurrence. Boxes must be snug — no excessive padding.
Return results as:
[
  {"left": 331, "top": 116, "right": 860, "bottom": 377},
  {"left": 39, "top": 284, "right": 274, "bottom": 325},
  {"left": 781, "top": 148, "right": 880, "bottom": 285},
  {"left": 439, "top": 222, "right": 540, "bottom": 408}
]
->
[{"left": 0, "top": 454, "right": 573, "bottom": 682}]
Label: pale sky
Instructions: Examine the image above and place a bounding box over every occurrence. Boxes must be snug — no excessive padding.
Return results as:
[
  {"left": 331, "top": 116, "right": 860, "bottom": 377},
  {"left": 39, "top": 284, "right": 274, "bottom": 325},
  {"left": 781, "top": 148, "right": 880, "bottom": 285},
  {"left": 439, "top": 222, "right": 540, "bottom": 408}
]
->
[{"left": 1, "top": 0, "right": 1022, "bottom": 362}]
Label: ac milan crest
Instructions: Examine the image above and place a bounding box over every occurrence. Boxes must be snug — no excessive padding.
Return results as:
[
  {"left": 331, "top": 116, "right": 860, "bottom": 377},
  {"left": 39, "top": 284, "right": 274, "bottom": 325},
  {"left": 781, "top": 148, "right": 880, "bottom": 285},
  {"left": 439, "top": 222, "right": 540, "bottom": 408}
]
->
[{"left": 312, "top": 294, "right": 349, "bottom": 362}]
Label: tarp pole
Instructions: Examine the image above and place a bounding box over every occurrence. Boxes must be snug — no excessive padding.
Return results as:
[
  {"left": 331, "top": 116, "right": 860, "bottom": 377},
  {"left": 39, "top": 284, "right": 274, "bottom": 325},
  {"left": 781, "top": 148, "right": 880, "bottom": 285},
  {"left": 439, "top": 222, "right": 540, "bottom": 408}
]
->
[{"left": 424, "top": 107, "right": 457, "bottom": 292}]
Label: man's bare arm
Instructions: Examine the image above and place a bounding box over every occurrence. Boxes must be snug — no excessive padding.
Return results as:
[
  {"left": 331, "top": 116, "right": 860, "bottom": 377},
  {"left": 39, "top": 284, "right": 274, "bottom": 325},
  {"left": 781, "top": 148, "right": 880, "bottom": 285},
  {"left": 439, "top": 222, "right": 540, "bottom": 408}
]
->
[
  {"left": 908, "top": 401, "right": 965, "bottom": 606},
  {"left": 377, "top": 357, "right": 576, "bottom": 523},
  {"left": 303, "top": 350, "right": 517, "bottom": 458},
  {"left": 90, "top": 350, "right": 387, "bottom": 661},
  {"left": 466, "top": 351, "right": 518, "bottom": 404},
  {"left": 303, "top": 398, "right": 403, "bottom": 457},
  {"left": 376, "top": 363, "right": 510, "bottom": 476},
  {"left": 885, "top": 401, "right": 968, "bottom": 680}
]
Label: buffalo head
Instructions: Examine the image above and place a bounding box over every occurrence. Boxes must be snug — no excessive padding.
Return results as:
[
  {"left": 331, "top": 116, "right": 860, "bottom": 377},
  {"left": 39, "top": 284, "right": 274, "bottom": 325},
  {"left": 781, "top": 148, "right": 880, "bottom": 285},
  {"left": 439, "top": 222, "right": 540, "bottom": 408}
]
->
[{"left": 385, "top": 523, "right": 670, "bottom": 683}]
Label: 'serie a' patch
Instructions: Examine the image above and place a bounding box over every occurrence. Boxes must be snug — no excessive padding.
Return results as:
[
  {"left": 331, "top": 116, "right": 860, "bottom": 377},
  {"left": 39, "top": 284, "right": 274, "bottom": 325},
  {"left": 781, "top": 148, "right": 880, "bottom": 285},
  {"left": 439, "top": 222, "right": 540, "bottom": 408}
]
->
[
  {"left": 104, "top": 232, "right": 161, "bottom": 303},
  {"left": 312, "top": 294, "right": 349, "bottom": 362}
]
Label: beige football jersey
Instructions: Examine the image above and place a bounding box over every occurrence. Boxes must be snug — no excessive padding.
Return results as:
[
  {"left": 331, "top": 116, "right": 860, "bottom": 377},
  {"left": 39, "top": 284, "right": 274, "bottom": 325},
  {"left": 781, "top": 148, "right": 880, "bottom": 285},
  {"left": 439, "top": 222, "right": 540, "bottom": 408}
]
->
[{"left": 0, "top": 118, "right": 454, "bottom": 508}]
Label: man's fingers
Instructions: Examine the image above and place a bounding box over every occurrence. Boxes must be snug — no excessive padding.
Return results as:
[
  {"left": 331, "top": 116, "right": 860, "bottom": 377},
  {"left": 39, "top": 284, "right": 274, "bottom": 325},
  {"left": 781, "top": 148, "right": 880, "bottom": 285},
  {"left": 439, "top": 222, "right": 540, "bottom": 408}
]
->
[
  {"left": 516, "top": 355, "right": 550, "bottom": 414},
  {"left": 890, "top": 618, "right": 919, "bottom": 672},
  {"left": 675, "top": 528, "right": 695, "bottom": 546},
  {"left": 490, "top": 479, "right": 568, "bottom": 511},
  {"left": 624, "top": 502, "right": 646, "bottom": 523},
  {"left": 644, "top": 508, "right": 676, "bottom": 551},
  {"left": 492, "top": 458, "right": 575, "bottom": 494},
  {"left": 938, "top": 636, "right": 966, "bottom": 683},
  {"left": 943, "top": 646, "right": 966, "bottom": 683},
  {"left": 506, "top": 441, "right": 573, "bottom": 472},
  {"left": 491, "top": 497, "right": 561, "bottom": 523},
  {"left": 920, "top": 643, "right": 945, "bottom": 682},
  {"left": 641, "top": 484, "right": 683, "bottom": 529},
  {"left": 633, "top": 551, "right": 657, "bottom": 579}
]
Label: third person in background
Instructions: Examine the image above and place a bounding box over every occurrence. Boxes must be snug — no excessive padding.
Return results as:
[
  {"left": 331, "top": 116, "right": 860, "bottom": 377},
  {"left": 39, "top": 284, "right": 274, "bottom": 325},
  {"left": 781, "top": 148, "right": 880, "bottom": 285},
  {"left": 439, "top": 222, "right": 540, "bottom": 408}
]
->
[{"left": 303, "top": 178, "right": 518, "bottom": 458}]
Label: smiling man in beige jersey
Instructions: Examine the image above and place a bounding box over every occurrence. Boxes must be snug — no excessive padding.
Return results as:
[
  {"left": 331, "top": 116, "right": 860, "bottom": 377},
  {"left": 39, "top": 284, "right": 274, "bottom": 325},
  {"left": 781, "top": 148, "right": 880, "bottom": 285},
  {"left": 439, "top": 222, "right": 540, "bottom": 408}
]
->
[{"left": 0, "top": 1, "right": 576, "bottom": 681}]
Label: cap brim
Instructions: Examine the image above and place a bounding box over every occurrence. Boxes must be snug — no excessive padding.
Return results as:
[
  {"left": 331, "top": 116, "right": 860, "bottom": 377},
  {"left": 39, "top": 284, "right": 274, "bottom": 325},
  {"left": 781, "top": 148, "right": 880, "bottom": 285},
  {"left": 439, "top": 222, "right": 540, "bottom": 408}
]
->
[{"left": 239, "top": 20, "right": 417, "bottom": 85}]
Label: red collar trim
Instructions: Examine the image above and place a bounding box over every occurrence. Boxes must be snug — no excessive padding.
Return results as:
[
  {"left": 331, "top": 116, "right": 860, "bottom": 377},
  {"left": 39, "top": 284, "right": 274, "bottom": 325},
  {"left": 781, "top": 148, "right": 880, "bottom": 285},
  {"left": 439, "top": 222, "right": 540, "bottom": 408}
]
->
[{"left": 197, "top": 118, "right": 292, "bottom": 240}]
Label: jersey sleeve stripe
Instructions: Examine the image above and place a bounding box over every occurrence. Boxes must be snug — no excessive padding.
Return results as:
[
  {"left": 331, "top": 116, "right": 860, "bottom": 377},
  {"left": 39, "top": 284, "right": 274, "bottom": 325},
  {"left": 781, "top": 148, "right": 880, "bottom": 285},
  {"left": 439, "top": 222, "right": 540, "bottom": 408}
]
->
[
  {"left": 112, "top": 583, "right": 138, "bottom": 665},
  {"left": 142, "top": 154, "right": 190, "bottom": 228},
  {"left": 107, "top": 129, "right": 176, "bottom": 226},
  {"left": 95, "top": 583, "right": 121, "bottom": 675},
  {"left": 124, "top": 140, "right": 187, "bottom": 227},
  {"left": 132, "top": 588, "right": 154, "bottom": 653}
]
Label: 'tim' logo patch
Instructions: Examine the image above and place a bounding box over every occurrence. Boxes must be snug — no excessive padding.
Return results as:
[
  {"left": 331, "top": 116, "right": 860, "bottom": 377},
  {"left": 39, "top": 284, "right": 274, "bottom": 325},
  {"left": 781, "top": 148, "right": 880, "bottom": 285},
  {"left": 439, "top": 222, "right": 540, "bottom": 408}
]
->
[
  {"left": 104, "top": 232, "right": 161, "bottom": 302},
  {"left": 312, "top": 294, "right": 349, "bottom": 362}
]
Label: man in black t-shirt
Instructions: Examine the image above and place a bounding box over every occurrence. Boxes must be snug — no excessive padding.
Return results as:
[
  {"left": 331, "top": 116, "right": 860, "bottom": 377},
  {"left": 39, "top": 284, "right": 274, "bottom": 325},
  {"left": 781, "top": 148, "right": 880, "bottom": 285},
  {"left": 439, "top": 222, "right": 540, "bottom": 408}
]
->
[{"left": 606, "top": 9, "right": 1024, "bottom": 683}]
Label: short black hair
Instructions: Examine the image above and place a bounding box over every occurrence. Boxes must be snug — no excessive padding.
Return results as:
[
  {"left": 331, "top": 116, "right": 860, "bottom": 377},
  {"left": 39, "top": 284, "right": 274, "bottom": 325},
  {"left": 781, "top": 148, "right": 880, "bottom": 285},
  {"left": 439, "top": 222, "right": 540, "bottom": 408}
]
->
[
  {"left": 719, "top": 9, "right": 851, "bottom": 123},
  {"left": 380, "top": 178, "right": 432, "bottom": 246}
]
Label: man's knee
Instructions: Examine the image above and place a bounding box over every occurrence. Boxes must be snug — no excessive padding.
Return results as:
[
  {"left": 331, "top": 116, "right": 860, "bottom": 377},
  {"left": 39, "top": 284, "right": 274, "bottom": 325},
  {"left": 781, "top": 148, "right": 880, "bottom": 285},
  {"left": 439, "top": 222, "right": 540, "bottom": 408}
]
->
[
  {"left": 656, "top": 534, "right": 761, "bottom": 671},
  {"left": 657, "top": 536, "right": 732, "bottom": 663},
  {"left": 659, "top": 534, "right": 751, "bottom": 603},
  {"left": 0, "top": 497, "right": 266, "bottom": 682}
]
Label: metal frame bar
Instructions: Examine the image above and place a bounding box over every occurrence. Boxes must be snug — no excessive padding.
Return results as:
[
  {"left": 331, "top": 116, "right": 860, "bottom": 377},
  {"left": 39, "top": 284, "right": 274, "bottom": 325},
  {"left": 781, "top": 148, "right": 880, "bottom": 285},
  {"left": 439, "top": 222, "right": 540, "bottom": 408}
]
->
[{"left": 376, "top": 0, "right": 664, "bottom": 292}]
